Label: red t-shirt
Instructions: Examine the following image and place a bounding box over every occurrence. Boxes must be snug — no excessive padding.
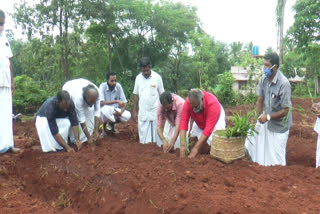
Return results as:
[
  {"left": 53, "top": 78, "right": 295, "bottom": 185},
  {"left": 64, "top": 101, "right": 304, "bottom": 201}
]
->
[{"left": 179, "top": 91, "right": 221, "bottom": 137}]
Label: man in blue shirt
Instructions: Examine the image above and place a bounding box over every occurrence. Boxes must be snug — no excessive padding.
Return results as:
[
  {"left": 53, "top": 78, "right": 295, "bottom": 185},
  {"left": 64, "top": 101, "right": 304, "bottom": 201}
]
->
[
  {"left": 99, "top": 72, "right": 131, "bottom": 135},
  {"left": 35, "top": 90, "right": 81, "bottom": 152}
]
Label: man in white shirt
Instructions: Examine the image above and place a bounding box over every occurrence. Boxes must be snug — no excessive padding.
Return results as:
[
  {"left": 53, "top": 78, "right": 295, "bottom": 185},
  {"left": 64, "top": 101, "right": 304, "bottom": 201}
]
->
[
  {"left": 0, "top": 10, "right": 22, "bottom": 153},
  {"left": 99, "top": 72, "right": 131, "bottom": 135},
  {"left": 62, "top": 78, "right": 100, "bottom": 145},
  {"left": 133, "top": 57, "right": 164, "bottom": 145}
]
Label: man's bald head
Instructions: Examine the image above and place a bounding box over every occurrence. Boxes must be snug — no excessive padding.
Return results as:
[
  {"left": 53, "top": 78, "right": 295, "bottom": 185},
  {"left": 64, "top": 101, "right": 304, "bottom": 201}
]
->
[
  {"left": 83, "top": 84, "right": 99, "bottom": 107},
  {"left": 188, "top": 89, "right": 204, "bottom": 114}
]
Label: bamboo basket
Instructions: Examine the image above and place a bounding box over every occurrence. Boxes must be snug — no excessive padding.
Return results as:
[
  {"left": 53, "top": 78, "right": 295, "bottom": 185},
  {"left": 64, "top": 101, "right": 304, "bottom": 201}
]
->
[{"left": 210, "top": 131, "right": 245, "bottom": 164}]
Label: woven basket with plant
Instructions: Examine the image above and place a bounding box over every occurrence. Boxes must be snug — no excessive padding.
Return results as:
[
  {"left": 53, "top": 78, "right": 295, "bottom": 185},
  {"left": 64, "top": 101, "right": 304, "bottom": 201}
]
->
[{"left": 210, "top": 111, "right": 257, "bottom": 164}]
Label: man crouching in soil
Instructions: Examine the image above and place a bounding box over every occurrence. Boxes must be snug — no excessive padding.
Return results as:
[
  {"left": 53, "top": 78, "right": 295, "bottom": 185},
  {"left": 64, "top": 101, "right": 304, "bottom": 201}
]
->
[
  {"left": 179, "top": 89, "right": 226, "bottom": 158},
  {"left": 35, "top": 90, "right": 81, "bottom": 152}
]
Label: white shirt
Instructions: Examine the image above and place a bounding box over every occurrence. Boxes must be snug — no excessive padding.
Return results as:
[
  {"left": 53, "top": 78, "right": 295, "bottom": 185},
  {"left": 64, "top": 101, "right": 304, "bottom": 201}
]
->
[
  {"left": 99, "top": 82, "right": 127, "bottom": 108},
  {"left": 62, "top": 78, "right": 100, "bottom": 124},
  {"left": 0, "top": 33, "right": 13, "bottom": 88},
  {"left": 133, "top": 70, "right": 164, "bottom": 121}
]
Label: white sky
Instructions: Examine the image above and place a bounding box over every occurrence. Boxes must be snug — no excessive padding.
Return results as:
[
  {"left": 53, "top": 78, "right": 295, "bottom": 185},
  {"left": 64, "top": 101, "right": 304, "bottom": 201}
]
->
[{"left": 1, "top": 0, "right": 297, "bottom": 54}]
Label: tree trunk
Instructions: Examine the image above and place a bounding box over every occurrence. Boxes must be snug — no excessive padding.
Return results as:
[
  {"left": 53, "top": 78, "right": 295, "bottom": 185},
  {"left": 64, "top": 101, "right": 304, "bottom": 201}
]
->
[
  {"left": 279, "top": 0, "right": 286, "bottom": 65},
  {"left": 111, "top": 36, "right": 125, "bottom": 75},
  {"left": 59, "top": 5, "right": 69, "bottom": 80},
  {"left": 277, "top": 0, "right": 286, "bottom": 65},
  {"left": 107, "top": 32, "right": 112, "bottom": 73}
]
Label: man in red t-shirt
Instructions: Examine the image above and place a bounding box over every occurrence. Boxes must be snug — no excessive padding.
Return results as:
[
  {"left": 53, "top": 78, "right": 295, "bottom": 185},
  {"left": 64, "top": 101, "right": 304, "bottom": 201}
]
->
[{"left": 179, "top": 89, "right": 226, "bottom": 158}]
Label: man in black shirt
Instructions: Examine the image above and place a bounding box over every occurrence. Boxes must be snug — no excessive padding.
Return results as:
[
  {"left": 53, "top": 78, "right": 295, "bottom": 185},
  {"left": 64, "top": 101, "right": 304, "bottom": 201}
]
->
[{"left": 35, "top": 90, "right": 81, "bottom": 152}]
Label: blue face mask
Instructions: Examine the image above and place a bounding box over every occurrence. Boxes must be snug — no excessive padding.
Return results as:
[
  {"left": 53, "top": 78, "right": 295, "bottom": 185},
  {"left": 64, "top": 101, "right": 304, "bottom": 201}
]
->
[
  {"left": 193, "top": 108, "right": 201, "bottom": 114},
  {"left": 193, "top": 102, "right": 202, "bottom": 114},
  {"left": 263, "top": 65, "right": 276, "bottom": 77}
]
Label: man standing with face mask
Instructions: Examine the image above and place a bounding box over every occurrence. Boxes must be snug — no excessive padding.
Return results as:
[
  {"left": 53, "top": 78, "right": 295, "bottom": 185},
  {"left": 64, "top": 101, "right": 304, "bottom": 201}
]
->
[
  {"left": 0, "top": 10, "right": 22, "bottom": 154},
  {"left": 179, "top": 89, "right": 226, "bottom": 158},
  {"left": 245, "top": 52, "right": 292, "bottom": 166},
  {"left": 133, "top": 57, "right": 164, "bottom": 145}
]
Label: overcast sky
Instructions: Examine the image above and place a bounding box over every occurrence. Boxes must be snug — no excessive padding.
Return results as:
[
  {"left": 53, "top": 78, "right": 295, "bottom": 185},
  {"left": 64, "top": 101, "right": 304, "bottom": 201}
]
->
[{"left": 1, "top": 0, "right": 297, "bottom": 54}]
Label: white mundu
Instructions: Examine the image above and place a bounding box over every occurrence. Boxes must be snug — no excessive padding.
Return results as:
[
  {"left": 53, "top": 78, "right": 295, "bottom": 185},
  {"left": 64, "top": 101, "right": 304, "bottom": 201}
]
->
[
  {"left": 245, "top": 121, "right": 289, "bottom": 166},
  {"left": 63, "top": 78, "right": 100, "bottom": 143},
  {"left": 99, "top": 82, "right": 131, "bottom": 123},
  {"left": 36, "top": 117, "right": 71, "bottom": 152},
  {"left": 0, "top": 32, "right": 14, "bottom": 153},
  {"left": 100, "top": 106, "right": 131, "bottom": 123},
  {"left": 133, "top": 71, "right": 164, "bottom": 145},
  {"left": 314, "top": 117, "right": 320, "bottom": 168},
  {"left": 190, "top": 106, "right": 226, "bottom": 145}
]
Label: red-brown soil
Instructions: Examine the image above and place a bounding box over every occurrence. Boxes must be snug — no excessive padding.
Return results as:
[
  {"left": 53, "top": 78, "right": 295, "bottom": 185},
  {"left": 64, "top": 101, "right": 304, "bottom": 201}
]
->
[{"left": 1, "top": 98, "right": 320, "bottom": 214}]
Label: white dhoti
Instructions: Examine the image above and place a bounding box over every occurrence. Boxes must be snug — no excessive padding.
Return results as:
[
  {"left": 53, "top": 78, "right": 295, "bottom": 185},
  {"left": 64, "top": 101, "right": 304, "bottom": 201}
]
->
[
  {"left": 138, "top": 119, "right": 162, "bottom": 146},
  {"left": 162, "top": 121, "right": 180, "bottom": 149},
  {"left": 190, "top": 106, "right": 226, "bottom": 145},
  {"left": 35, "top": 116, "right": 71, "bottom": 152},
  {"left": 314, "top": 118, "right": 320, "bottom": 168},
  {"left": 100, "top": 105, "right": 131, "bottom": 123},
  {"left": 71, "top": 107, "right": 95, "bottom": 143},
  {"left": 0, "top": 87, "right": 14, "bottom": 153},
  {"left": 245, "top": 121, "right": 289, "bottom": 166}
]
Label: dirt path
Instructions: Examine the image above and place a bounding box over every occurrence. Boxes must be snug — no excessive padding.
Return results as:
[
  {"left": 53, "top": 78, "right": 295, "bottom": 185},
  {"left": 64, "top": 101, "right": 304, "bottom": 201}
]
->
[{"left": 1, "top": 98, "right": 320, "bottom": 214}]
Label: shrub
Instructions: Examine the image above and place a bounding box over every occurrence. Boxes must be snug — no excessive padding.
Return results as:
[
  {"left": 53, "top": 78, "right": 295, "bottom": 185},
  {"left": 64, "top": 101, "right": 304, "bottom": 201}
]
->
[
  {"left": 217, "top": 111, "right": 258, "bottom": 139},
  {"left": 292, "top": 80, "right": 314, "bottom": 97},
  {"left": 212, "top": 71, "right": 236, "bottom": 106},
  {"left": 13, "top": 75, "right": 48, "bottom": 114}
]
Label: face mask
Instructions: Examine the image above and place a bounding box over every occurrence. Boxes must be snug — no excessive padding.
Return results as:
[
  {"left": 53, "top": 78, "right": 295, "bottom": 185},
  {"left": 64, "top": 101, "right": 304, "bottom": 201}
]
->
[
  {"left": 193, "top": 102, "right": 202, "bottom": 114},
  {"left": 193, "top": 108, "right": 201, "bottom": 114},
  {"left": 263, "top": 64, "right": 276, "bottom": 77}
]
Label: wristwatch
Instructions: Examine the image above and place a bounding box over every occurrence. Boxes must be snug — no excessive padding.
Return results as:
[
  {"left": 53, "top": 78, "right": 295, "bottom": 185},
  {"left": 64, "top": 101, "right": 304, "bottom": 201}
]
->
[{"left": 267, "top": 114, "right": 271, "bottom": 121}]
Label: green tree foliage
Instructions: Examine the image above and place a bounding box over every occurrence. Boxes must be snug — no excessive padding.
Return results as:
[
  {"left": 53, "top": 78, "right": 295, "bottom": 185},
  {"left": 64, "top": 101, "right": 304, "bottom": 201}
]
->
[
  {"left": 288, "top": 0, "right": 320, "bottom": 94},
  {"left": 13, "top": 75, "right": 49, "bottom": 113},
  {"left": 213, "top": 71, "right": 236, "bottom": 107},
  {"left": 10, "top": 0, "right": 235, "bottom": 109}
]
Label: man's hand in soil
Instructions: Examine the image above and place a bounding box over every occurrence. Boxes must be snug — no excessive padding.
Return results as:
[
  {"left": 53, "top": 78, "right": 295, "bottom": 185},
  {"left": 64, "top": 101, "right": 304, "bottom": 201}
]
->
[
  {"left": 180, "top": 146, "right": 187, "bottom": 158},
  {"left": 165, "top": 142, "right": 175, "bottom": 153},
  {"left": 76, "top": 140, "right": 82, "bottom": 151},
  {"left": 67, "top": 147, "right": 75, "bottom": 153},
  {"left": 258, "top": 114, "right": 268, "bottom": 124},
  {"left": 162, "top": 139, "right": 169, "bottom": 153},
  {"left": 188, "top": 147, "right": 199, "bottom": 158},
  {"left": 92, "top": 131, "right": 99, "bottom": 142},
  {"left": 88, "top": 136, "right": 94, "bottom": 144}
]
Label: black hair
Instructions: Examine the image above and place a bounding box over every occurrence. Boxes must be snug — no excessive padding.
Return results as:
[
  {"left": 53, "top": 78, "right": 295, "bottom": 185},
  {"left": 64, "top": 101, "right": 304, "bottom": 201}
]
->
[
  {"left": 56, "top": 90, "right": 70, "bottom": 103},
  {"left": 160, "top": 92, "right": 172, "bottom": 105},
  {"left": 0, "top": 10, "right": 5, "bottom": 18},
  {"left": 106, "top": 72, "right": 116, "bottom": 81},
  {"left": 264, "top": 52, "right": 279, "bottom": 67},
  {"left": 139, "top": 57, "right": 151, "bottom": 67}
]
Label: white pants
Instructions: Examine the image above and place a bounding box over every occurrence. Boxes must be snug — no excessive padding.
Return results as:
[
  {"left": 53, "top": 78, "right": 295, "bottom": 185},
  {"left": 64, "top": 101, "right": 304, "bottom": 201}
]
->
[
  {"left": 162, "top": 121, "right": 181, "bottom": 149},
  {"left": 245, "top": 121, "right": 289, "bottom": 166},
  {"left": 138, "top": 119, "right": 162, "bottom": 146},
  {"left": 35, "top": 116, "right": 71, "bottom": 152},
  {"left": 0, "top": 87, "right": 14, "bottom": 153},
  {"left": 190, "top": 106, "right": 226, "bottom": 145},
  {"left": 314, "top": 118, "right": 320, "bottom": 168},
  {"left": 100, "top": 105, "right": 131, "bottom": 123},
  {"left": 71, "top": 107, "right": 95, "bottom": 143}
]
